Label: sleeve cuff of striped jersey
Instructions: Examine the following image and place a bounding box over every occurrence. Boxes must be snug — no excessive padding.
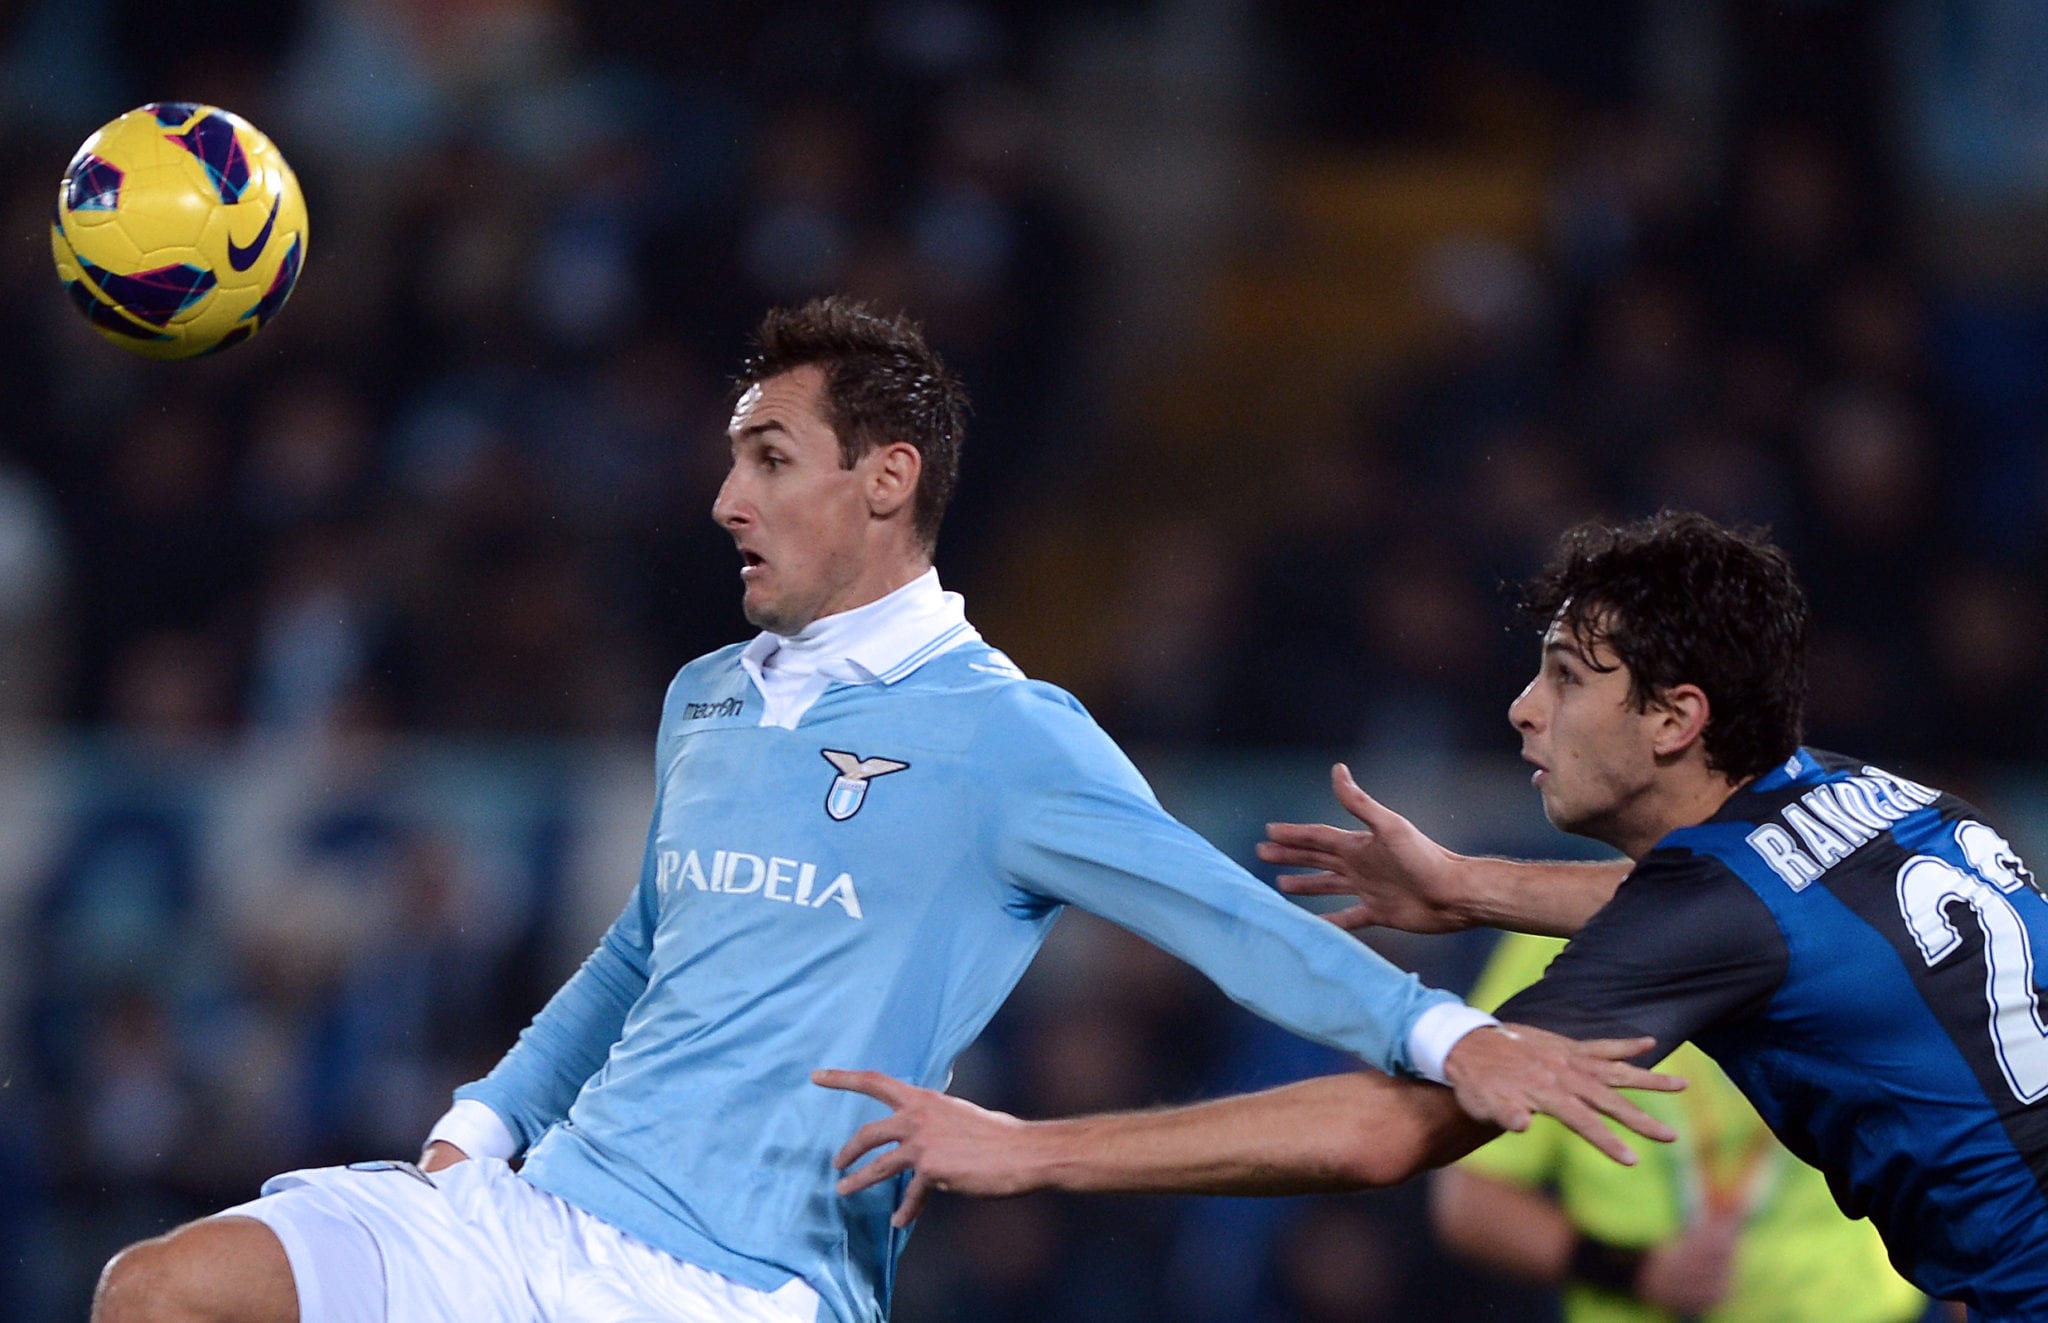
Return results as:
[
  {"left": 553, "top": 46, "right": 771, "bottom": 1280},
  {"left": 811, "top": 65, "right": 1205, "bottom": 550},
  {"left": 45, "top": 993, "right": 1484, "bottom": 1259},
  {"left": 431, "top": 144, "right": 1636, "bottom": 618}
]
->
[
  {"left": 425, "top": 1098, "right": 521, "bottom": 1162},
  {"left": 1404, "top": 1002, "right": 1500, "bottom": 1084}
]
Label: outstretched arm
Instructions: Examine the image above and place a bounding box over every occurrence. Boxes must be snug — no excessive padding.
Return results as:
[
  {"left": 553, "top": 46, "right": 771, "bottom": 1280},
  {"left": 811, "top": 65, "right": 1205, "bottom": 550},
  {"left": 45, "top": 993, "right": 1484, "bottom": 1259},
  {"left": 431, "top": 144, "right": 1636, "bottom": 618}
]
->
[
  {"left": 816, "top": 1027, "right": 1681, "bottom": 1226},
  {"left": 1259, "top": 764, "right": 1632, "bottom": 938},
  {"left": 819, "top": 1068, "right": 1483, "bottom": 1227}
]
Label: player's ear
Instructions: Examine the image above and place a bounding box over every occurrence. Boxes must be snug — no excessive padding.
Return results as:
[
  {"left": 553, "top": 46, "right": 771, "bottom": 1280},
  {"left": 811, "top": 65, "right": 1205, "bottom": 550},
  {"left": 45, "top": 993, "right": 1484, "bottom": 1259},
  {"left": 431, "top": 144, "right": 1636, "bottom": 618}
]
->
[
  {"left": 1650, "top": 683, "right": 1710, "bottom": 759},
  {"left": 865, "top": 441, "right": 921, "bottom": 519}
]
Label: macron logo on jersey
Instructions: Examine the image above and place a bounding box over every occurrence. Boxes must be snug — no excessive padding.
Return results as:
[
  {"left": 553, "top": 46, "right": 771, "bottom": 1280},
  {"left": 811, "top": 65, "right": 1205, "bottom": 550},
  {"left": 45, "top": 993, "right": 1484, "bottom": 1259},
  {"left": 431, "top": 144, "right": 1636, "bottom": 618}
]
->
[
  {"left": 1745, "top": 767, "right": 1942, "bottom": 891},
  {"left": 655, "top": 848, "right": 864, "bottom": 919}
]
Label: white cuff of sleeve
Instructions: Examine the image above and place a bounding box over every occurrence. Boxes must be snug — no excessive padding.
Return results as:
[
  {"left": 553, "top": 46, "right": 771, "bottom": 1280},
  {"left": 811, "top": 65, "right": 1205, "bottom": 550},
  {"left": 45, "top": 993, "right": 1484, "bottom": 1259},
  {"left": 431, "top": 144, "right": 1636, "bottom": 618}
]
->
[
  {"left": 424, "top": 1099, "right": 519, "bottom": 1163},
  {"left": 1405, "top": 1002, "right": 1501, "bottom": 1084}
]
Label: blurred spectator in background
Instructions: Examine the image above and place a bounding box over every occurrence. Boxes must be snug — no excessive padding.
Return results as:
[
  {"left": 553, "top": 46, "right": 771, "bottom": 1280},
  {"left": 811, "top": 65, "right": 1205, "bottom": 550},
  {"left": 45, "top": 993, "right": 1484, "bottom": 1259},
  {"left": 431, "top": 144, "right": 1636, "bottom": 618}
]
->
[{"left": 0, "top": 460, "right": 67, "bottom": 727}]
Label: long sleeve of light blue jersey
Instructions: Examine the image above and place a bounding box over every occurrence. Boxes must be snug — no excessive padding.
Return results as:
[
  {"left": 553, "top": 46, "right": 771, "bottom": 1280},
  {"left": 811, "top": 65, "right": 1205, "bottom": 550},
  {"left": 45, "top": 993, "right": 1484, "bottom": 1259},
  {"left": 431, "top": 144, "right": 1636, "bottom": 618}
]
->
[
  {"left": 450, "top": 813, "right": 660, "bottom": 1152},
  {"left": 987, "top": 685, "right": 1457, "bottom": 1076}
]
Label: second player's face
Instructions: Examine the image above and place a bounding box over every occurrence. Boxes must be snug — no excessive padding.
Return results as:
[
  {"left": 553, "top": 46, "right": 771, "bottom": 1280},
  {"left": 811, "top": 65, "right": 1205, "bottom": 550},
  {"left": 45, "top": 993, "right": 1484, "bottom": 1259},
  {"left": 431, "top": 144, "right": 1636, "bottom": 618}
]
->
[
  {"left": 1507, "top": 617, "right": 1665, "bottom": 848},
  {"left": 713, "top": 365, "right": 877, "bottom": 635}
]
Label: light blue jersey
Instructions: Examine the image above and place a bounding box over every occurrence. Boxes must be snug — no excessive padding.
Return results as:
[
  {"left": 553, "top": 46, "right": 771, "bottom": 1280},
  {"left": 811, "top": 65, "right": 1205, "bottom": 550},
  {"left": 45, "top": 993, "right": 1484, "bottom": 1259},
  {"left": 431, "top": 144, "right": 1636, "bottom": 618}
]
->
[{"left": 455, "top": 615, "right": 1457, "bottom": 1322}]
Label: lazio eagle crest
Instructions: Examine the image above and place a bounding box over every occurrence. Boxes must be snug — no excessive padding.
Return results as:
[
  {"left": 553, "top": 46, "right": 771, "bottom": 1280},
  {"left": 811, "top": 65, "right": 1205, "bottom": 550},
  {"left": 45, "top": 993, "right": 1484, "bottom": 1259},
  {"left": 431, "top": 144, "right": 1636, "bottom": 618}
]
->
[{"left": 820, "top": 749, "right": 910, "bottom": 821}]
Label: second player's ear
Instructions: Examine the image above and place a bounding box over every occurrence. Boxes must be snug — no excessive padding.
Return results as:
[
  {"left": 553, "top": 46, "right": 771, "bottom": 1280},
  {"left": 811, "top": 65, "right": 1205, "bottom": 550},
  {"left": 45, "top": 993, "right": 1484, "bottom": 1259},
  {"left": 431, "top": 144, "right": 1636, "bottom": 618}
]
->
[
  {"left": 865, "top": 442, "right": 922, "bottom": 518},
  {"left": 1651, "top": 684, "right": 1710, "bottom": 759}
]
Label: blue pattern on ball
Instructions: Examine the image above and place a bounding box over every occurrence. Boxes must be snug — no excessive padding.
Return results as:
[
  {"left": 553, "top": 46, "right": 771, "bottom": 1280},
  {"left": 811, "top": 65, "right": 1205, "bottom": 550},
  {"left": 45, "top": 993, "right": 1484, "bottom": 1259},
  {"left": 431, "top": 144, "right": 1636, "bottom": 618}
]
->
[
  {"left": 64, "top": 281, "right": 171, "bottom": 341},
  {"left": 144, "top": 102, "right": 202, "bottom": 127},
  {"left": 198, "top": 325, "right": 254, "bottom": 356},
  {"left": 65, "top": 154, "right": 124, "bottom": 212},
  {"left": 167, "top": 112, "right": 251, "bottom": 204},
  {"left": 242, "top": 235, "right": 304, "bottom": 325},
  {"left": 76, "top": 255, "right": 216, "bottom": 327}
]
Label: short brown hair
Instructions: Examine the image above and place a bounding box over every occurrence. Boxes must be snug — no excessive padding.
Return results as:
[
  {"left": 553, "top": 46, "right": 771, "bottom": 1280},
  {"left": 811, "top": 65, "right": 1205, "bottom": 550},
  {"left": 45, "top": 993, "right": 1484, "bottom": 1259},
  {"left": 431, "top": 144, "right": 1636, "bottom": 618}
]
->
[{"left": 737, "top": 297, "right": 967, "bottom": 550}]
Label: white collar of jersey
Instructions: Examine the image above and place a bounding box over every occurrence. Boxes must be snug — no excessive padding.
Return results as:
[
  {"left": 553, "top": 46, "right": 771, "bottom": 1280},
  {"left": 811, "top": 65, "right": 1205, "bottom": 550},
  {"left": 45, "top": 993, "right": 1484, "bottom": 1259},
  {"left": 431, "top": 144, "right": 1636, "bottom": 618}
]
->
[{"left": 739, "top": 568, "right": 980, "bottom": 688}]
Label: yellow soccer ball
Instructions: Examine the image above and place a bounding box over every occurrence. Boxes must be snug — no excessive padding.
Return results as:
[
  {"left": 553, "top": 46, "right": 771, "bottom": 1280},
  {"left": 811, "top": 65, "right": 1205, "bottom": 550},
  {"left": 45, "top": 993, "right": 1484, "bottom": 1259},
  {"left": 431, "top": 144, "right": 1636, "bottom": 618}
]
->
[{"left": 51, "top": 102, "right": 308, "bottom": 359}]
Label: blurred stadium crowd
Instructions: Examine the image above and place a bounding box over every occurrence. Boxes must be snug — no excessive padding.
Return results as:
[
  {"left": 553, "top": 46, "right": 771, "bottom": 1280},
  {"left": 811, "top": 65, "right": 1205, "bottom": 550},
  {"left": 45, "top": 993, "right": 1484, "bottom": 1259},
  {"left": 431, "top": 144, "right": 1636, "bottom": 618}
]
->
[{"left": 2, "top": 0, "right": 2045, "bottom": 1318}]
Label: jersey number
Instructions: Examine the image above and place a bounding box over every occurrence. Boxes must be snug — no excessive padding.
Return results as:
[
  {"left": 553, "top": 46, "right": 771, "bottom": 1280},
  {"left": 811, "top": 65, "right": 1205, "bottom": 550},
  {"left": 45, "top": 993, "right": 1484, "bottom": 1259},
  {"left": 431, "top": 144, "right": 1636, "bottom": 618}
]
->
[{"left": 1896, "top": 821, "right": 2048, "bottom": 1103}]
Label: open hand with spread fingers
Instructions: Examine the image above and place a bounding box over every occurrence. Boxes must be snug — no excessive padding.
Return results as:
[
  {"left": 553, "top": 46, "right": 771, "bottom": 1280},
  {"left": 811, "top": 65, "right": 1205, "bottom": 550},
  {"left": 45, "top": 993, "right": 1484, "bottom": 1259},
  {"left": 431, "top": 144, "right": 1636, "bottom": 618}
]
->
[
  {"left": 815, "top": 1069, "right": 1042, "bottom": 1227},
  {"left": 1261, "top": 763, "right": 1631, "bottom": 939},
  {"left": 1259, "top": 763, "right": 1475, "bottom": 933},
  {"left": 1443, "top": 1023, "right": 1683, "bottom": 1166}
]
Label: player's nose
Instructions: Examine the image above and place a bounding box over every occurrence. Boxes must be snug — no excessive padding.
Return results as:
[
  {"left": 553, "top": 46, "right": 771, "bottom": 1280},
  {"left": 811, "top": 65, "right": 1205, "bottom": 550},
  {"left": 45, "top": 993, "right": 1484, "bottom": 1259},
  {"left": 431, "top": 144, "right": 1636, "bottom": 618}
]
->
[
  {"left": 1507, "top": 677, "right": 1542, "bottom": 731},
  {"left": 712, "top": 471, "right": 749, "bottom": 529}
]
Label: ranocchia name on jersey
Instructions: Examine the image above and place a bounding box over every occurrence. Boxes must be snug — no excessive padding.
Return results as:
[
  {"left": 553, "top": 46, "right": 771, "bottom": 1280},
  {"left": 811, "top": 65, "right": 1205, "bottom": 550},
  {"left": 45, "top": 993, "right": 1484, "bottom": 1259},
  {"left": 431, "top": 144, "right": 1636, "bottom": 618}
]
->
[{"left": 1744, "top": 766, "right": 1942, "bottom": 891}]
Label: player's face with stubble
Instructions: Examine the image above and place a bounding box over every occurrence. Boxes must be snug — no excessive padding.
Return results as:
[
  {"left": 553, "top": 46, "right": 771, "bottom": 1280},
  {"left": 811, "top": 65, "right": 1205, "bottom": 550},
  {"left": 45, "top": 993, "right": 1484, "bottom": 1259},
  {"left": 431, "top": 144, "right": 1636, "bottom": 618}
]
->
[
  {"left": 713, "top": 365, "right": 877, "bottom": 635},
  {"left": 1508, "top": 619, "right": 1665, "bottom": 848}
]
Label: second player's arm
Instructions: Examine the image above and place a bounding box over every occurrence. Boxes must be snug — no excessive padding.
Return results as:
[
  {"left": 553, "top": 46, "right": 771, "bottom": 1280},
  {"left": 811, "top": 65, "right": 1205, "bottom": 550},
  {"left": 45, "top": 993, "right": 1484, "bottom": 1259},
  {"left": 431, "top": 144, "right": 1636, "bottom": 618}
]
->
[
  {"left": 820, "top": 1026, "right": 1671, "bottom": 1226},
  {"left": 1260, "top": 763, "right": 1632, "bottom": 938},
  {"left": 819, "top": 1066, "right": 1488, "bottom": 1223}
]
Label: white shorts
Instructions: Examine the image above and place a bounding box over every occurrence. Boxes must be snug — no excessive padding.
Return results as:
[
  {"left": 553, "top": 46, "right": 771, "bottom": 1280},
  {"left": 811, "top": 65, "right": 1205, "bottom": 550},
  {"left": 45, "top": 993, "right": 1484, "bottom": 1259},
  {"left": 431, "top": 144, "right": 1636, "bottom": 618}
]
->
[{"left": 216, "top": 1159, "right": 821, "bottom": 1323}]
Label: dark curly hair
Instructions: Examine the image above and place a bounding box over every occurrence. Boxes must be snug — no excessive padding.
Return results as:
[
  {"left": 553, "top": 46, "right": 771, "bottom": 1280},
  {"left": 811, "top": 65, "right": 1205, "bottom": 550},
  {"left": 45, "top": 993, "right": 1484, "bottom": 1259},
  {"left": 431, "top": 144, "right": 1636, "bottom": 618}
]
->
[
  {"left": 1517, "top": 511, "right": 1809, "bottom": 782},
  {"left": 736, "top": 296, "right": 967, "bottom": 551}
]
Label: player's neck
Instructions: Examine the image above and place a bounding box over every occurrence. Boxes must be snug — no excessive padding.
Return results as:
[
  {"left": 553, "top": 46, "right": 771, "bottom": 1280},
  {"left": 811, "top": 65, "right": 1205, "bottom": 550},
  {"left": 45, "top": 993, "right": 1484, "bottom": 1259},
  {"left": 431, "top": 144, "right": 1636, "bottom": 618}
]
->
[
  {"left": 1611, "top": 767, "right": 1748, "bottom": 860},
  {"left": 829, "top": 555, "right": 933, "bottom": 626},
  {"left": 851, "top": 551, "right": 935, "bottom": 616},
  {"left": 783, "top": 556, "right": 937, "bottom": 641}
]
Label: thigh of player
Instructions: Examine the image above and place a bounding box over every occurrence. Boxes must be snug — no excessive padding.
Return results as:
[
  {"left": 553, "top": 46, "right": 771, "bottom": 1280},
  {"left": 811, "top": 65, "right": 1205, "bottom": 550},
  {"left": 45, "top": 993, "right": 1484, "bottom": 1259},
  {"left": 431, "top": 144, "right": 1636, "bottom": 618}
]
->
[
  {"left": 220, "top": 1158, "right": 541, "bottom": 1323},
  {"left": 233, "top": 1157, "right": 824, "bottom": 1323}
]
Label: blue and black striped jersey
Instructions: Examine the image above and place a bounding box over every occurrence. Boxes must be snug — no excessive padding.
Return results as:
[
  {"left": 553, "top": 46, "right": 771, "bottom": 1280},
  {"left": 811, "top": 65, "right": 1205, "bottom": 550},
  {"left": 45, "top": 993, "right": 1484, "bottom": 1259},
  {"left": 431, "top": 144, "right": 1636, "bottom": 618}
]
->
[{"left": 1501, "top": 748, "right": 2048, "bottom": 1320}]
